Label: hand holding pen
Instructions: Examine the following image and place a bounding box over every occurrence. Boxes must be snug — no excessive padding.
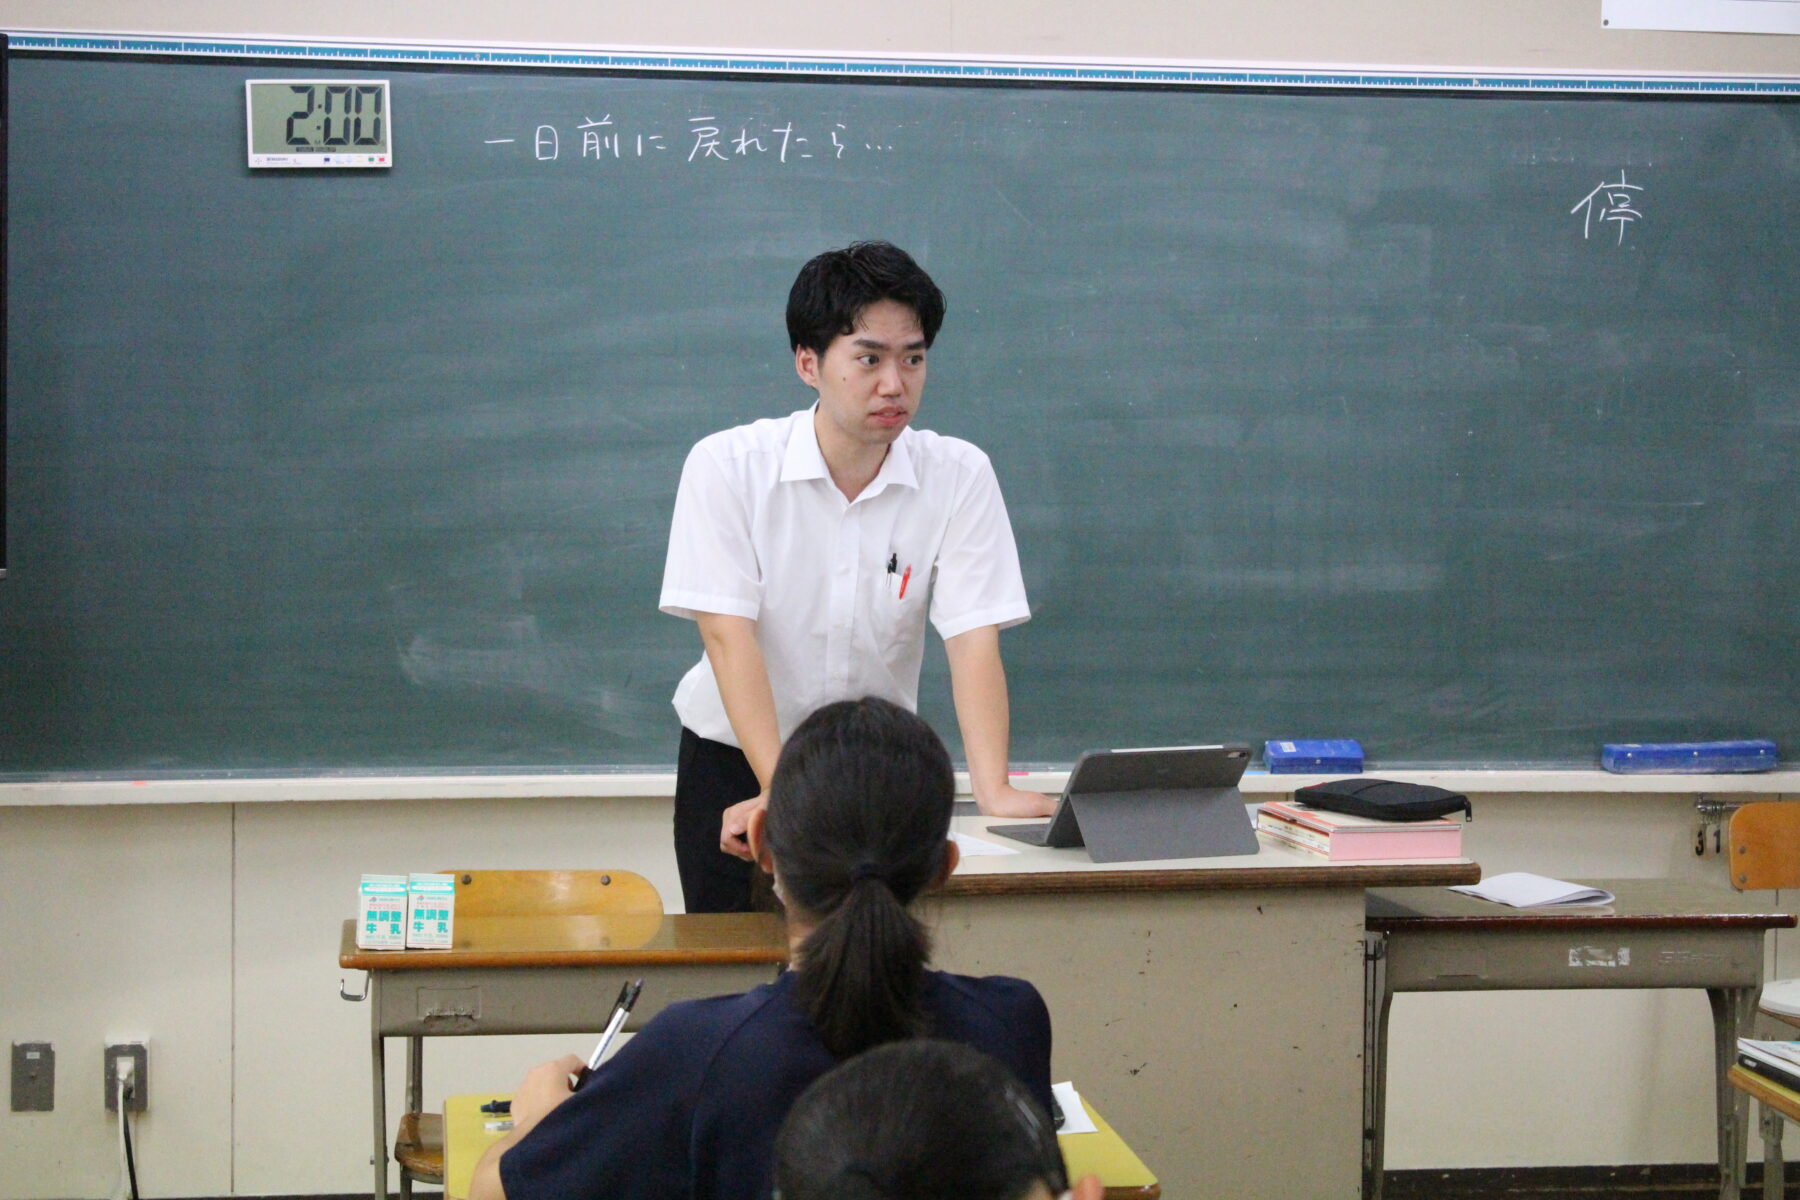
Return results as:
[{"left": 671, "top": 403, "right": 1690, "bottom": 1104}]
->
[
  {"left": 569, "top": 978, "right": 643, "bottom": 1090},
  {"left": 481, "top": 978, "right": 645, "bottom": 1130}
]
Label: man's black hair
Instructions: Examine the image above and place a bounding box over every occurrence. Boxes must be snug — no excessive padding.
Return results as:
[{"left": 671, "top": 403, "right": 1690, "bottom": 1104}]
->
[{"left": 785, "top": 241, "right": 946, "bottom": 355}]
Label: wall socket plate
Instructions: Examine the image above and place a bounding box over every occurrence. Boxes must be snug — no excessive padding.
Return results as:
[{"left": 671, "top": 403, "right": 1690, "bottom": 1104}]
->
[
  {"left": 103, "top": 1043, "right": 147, "bottom": 1113},
  {"left": 10, "top": 1042, "right": 54, "bottom": 1112}
]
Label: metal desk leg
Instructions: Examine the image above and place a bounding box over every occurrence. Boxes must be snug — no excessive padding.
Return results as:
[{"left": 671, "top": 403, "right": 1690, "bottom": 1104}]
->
[
  {"left": 371, "top": 1020, "right": 388, "bottom": 1200},
  {"left": 1364, "top": 932, "right": 1392, "bottom": 1200},
  {"left": 399, "top": 1035, "right": 423, "bottom": 1200},
  {"left": 1760, "top": 1103, "right": 1786, "bottom": 1200},
  {"left": 1711, "top": 986, "right": 1759, "bottom": 1200}
]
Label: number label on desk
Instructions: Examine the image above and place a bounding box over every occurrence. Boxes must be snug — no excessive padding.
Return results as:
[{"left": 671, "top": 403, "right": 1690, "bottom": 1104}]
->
[{"left": 1568, "top": 945, "right": 1630, "bottom": 967}]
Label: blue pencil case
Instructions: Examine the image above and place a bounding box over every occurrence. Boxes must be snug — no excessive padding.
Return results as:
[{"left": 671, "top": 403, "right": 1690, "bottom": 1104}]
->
[
  {"left": 1601, "top": 739, "right": 1778, "bottom": 774},
  {"left": 1264, "top": 739, "right": 1364, "bottom": 774}
]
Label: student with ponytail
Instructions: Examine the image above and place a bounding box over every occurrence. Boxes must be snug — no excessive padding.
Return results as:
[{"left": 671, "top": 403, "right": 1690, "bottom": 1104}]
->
[{"left": 470, "top": 697, "right": 1053, "bottom": 1200}]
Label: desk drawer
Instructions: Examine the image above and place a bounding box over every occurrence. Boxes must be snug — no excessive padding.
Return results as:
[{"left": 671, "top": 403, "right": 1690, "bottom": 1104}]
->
[
  {"left": 370, "top": 963, "right": 780, "bottom": 1035},
  {"left": 1381, "top": 927, "right": 1767, "bottom": 992}
]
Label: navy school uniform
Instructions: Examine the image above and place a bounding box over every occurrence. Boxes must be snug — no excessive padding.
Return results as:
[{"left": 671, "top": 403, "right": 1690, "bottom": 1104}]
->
[{"left": 499, "top": 969, "right": 1053, "bottom": 1200}]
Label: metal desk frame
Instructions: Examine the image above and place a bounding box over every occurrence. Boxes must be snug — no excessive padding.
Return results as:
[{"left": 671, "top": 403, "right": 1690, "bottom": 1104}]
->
[
  {"left": 1363, "top": 881, "right": 1794, "bottom": 1200},
  {"left": 339, "top": 914, "right": 787, "bottom": 1200}
]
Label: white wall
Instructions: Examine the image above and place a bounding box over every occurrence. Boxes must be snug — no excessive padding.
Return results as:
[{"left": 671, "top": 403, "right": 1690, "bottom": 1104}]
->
[
  {"left": 1, "top": 788, "right": 1792, "bottom": 1196},
  {"left": 1, "top": 1, "right": 1795, "bottom": 1194},
  {"left": 0, "top": 796, "right": 679, "bottom": 1197}
]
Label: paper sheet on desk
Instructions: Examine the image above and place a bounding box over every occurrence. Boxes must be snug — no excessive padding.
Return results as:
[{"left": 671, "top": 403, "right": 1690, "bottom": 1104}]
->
[
  {"left": 950, "top": 830, "right": 1020, "bottom": 856},
  {"left": 1052, "top": 1082, "right": 1096, "bottom": 1134},
  {"left": 1450, "top": 872, "right": 1615, "bottom": 908},
  {"left": 1741, "top": 1039, "right": 1800, "bottom": 1069}
]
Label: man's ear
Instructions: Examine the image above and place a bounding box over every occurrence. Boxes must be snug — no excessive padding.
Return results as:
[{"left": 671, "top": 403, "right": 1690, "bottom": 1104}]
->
[
  {"left": 794, "top": 345, "right": 820, "bottom": 388},
  {"left": 746, "top": 804, "right": 776, "bottom": 874},
  {"left": 1071, "top": 1174, "right": 1105, "bottom": 1200}
]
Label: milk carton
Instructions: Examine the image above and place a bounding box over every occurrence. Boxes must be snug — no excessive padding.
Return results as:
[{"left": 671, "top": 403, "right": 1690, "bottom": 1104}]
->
[
  {"left": 406, "top": 873, "right": 456, "bottom": 949},
  {"left": 356, "top": 874, "right": 409, "bottom": 950}
]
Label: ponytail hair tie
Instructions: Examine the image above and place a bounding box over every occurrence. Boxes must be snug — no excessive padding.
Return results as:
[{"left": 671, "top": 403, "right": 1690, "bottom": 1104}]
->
[{"left": 849, "top": 861, "right": 885, "bottom": 884}]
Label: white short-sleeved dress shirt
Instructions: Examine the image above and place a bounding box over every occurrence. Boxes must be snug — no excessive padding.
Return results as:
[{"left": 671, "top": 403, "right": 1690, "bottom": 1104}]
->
[{"left": 660, "top": 408, "right": 1030, "bottom": 747}]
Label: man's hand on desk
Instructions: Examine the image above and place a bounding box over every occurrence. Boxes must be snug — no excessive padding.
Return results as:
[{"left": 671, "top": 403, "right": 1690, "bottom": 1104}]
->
[
  {"left": 974, "top": 783, "right": 1056, "bottom": 818},
  {"left": 719, "top": 792, "right": 768, "bottom": 861}
]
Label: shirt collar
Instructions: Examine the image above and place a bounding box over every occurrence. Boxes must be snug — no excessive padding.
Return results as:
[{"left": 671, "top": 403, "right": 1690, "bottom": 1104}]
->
[
  {"left": 778, "top": 407, "right": 920, "bottom": 497},
  {"left": 778, "top": 409, "right": 829, "bottom": 483}
]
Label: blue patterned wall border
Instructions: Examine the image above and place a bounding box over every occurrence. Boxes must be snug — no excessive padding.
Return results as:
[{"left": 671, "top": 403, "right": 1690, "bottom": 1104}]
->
[{"left": 7, "top": 30, "right": 1800, "bottom": 94}]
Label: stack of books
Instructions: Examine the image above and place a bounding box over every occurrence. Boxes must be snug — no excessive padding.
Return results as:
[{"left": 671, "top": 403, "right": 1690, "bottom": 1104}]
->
[
  {"left": 1738, "top": 1039, "right": 1800, "bottom": 1092},
  {"left": 1255, "top": 799, "right": 1463, "bottom": 861}
]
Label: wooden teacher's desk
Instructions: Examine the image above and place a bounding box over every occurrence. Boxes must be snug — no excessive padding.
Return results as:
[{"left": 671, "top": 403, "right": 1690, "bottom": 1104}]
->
[
  {"left": 1365, "top": 882, "right": 1796, "bottom": 1200},
  {"left": 940, "top": 816, "right": 1479, "bottom": 1200},
  {"left": 338, "top": 912, "right": 789, "bottom": 1200}
]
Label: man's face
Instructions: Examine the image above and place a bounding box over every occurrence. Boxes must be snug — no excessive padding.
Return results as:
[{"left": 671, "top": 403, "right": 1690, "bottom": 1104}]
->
[{"left": 796, "top": 298, "right": 927, "bottom": 453}]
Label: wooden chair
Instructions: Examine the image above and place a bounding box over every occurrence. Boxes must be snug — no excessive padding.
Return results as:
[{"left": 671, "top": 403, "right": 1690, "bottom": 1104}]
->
[
  {"left": 1726, "top": 803, "right": 1800, "bottom": 1200},
  {"left": 394, "top": 869, "right": 663, "bottom": 1198}
]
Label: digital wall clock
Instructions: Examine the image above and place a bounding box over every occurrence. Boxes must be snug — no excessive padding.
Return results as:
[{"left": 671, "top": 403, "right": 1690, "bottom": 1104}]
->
[{"left": 245, "top": 79, "right": 391, "bottom": 168}]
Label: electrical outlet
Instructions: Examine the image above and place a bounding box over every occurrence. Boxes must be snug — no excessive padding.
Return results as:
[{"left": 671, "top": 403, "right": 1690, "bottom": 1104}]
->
[
  {"left": 103, "top": 1043, "right": 147, "bottom": 1113},
  {"left": 10, "top": 1042, "right": 54, "bottom": 1111}
]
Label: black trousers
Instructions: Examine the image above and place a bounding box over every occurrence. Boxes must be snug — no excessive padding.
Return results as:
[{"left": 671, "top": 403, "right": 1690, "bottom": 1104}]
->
[{"left": 673, "top": 727, "right": 760, "bottom": 913}]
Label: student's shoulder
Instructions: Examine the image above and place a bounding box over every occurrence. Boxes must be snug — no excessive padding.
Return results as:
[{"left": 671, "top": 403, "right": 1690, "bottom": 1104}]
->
[
  {"left": 654, "top": 973, "right": 832, "bottom": 1101},
  {"left": 599, "top": 979, "right": 793, "bottom": 1091},
  {"left": 924, "top": 969, "right": 1049, "bottom": 1023},
  {"left": 635, "top": 976, "right": 792, "bottom": 1047},
  {"left": 922, "top": 971, "right": 1052, "bottom": 1076}
]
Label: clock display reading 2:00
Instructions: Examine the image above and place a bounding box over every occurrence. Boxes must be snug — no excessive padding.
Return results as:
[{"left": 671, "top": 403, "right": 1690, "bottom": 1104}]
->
[
  {"left": 287, "top": 83, "right": 383, "bottom": 147},
  {"left": 245, "top": 79, "right": 392, "bottom": 168}
]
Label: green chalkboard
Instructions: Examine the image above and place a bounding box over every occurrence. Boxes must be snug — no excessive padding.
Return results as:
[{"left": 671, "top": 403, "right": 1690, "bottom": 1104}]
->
[{"left": 4, "top": 51, "right": 1798, "bottom": 775}]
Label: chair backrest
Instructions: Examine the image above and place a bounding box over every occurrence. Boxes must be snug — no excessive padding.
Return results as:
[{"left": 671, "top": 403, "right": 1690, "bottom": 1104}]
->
[
  {"left": 1726, "top": 802, "right": 1800, "bottom": 892},
  {"left": 439, "top": 869, "right": 663, "bottom": 917}
]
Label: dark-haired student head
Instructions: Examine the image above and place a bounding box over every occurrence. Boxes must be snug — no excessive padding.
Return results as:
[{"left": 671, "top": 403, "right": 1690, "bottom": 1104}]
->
[
  {"left": 785, "top": 241, "right": 946, "bottom": 357},
  {"left": 471, "top": 695, "right": 1054, "bottom": 1200},
  {"left": 745, "top": 695, "right": 958, "bottom": 1056},
  {"left": 773, "top": 1039, "right": 1104, "bottom": 1200}
]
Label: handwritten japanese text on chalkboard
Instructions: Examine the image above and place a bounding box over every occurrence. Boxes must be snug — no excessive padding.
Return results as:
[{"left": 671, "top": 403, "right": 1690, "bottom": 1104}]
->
[
  {"left": 485, "top": 114, "right": 897, "bottom": 164},
  {"left": 1570, "top": 170, "right": 1646, "bottom": 244}
]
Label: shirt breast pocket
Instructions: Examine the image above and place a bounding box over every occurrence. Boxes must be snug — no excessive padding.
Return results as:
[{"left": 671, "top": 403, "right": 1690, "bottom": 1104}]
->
[{"left": 880, "top": 564, "right": 931, "bottom": 656}]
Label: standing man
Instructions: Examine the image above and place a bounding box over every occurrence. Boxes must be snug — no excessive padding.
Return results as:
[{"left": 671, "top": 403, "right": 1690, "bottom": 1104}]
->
[{"left": 660, "top": 241, "right": 1053, "bottom": 913}]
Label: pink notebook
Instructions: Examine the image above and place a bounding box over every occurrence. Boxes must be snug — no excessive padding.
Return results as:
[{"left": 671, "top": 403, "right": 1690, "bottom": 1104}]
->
[{"left": 1257, "top": 799, "right": 1462, "bottom": 861}]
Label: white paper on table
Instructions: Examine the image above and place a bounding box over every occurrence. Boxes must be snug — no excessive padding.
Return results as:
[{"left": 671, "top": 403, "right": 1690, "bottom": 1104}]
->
[
  {"left": 1051, "top": 1081, "right": 1096, "bottom": 1133},
  {"left": 1449, "top": 871, "right": 1615, "bottom": 908},
  {"left": 949, "top": 830, "right": 1020, "bottom": 856},
  {"left": 1742, "top": 1038, "right": 1800, "bottom": 1069}
]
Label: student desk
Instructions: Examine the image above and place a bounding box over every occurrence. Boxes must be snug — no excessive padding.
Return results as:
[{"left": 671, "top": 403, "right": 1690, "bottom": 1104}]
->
[
  {"left": 439, "top": 1090, "right": 1161, "bottom": 1199},
  {"left": 939, "top": 816, "right": 1480, "bottom": 1200},
  {"left": 337, "top": 912, "right": 788, "bottom": 1200},
  {"left": 1364, "top": 881, "right": 1796, "bottom": 1200}
]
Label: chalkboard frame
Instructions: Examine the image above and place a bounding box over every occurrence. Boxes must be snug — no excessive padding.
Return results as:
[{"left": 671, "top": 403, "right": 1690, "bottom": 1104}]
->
[{"left": 4, "top": 31, "right": 1799, "bottom": 780}]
